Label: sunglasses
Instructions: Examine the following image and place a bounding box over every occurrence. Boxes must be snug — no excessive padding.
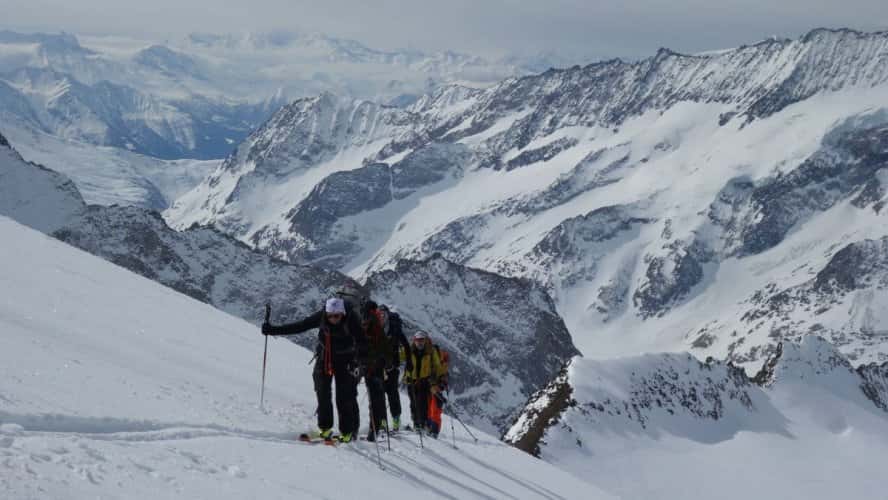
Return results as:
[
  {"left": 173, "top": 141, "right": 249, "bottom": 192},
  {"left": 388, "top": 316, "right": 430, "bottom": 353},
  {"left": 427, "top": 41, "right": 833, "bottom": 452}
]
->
[{"left": 327, "top": 313, "right": 344, "bottom": 320}]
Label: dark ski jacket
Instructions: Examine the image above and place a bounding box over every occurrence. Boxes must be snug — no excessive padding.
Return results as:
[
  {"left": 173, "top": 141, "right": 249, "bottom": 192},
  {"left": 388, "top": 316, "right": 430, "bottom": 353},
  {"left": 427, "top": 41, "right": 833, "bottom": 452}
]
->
[
  {"left": 387, "top": 312, "right": 411, "bottom": 370},
  {"left": 265, "top": 306, "right": 366, "bottom": 357}
]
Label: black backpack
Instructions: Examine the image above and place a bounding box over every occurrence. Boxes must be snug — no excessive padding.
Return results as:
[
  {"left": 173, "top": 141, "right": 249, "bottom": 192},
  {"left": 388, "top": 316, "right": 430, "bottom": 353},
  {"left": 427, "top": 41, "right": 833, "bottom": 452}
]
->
[{"left": 335, "top": 283, "right": 371, "bottom": 323}]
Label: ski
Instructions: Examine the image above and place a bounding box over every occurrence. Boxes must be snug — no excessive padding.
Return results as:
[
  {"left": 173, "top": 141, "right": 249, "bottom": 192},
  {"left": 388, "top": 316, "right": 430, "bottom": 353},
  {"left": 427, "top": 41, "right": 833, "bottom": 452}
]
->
[{"left": 298, "top": 433, "right": 338, "bottom": 446}]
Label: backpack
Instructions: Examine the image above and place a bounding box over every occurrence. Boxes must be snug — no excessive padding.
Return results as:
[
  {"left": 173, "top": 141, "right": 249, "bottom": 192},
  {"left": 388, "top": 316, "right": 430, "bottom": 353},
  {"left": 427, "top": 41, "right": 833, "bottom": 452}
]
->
[
  {"left": 378, "top": 307, "right": 404, "bottom": 340},
  {"left": 433, "top": 344, "right": 450, "bottom": 388},
  {"left": 366, "top": 308, "right": 386, "bottom": 343},
  {"left": 434, "top": 344, "right": 450, "bottom": 375},
  {"left": 335, "top": 283, "right": 371, "bottom": 323}
]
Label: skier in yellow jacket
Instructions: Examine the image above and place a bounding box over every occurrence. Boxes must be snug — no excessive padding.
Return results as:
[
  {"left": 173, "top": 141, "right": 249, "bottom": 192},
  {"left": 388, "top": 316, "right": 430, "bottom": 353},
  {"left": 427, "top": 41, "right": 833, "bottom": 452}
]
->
[{"left": 403, "top": 331, "right": 446, "bottom": 436}]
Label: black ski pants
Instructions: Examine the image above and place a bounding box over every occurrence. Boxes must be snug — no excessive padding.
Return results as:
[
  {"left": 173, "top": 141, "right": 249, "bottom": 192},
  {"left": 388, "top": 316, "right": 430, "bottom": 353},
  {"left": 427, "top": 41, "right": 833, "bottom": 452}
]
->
[
  {"left": 383, "top": 367, "right": 402, "bottom": 419},
  {"left": 365, "top": 372, "right": 388, "bottom": 429},
  {"left": 408, "top": 379, "right": 431, "bottom": 429},
  {"left": 312, "top": 354, "right": 359, "bottom": 435}
]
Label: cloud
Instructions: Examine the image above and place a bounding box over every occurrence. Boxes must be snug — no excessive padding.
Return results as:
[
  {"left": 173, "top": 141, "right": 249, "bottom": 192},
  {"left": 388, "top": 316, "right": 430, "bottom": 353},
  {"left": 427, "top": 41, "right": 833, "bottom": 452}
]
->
[{"left": 2, "top": 0, "right": 886, "bottom": 61}]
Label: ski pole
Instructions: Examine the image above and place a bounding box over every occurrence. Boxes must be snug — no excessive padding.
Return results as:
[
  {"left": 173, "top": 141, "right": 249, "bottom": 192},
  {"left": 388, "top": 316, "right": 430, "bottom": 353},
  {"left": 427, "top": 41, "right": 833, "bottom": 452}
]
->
[
  {"left": 448, "top": 400, "right": 479, "bottom": 443},
  {"left": 259, "top": 303, "right": 270, "bottom": 410},
  {"left": 383, "top": 370, "right": 391, "bottom": 452},
  {"left": 366, "top": 379, "right": 384, "bottom": 470},
  {"left": 447, "top": 389, "right": 457, "bottom": 449}
]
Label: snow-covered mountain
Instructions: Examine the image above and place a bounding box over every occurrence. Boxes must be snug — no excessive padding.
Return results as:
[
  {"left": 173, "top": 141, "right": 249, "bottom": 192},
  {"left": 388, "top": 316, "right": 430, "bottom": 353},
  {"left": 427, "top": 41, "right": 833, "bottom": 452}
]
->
[
  {"left": 0, "top": 30, "right": 274, "bottom": 209},
  {"left": 0, "top": 28, "right": 553, "bottom": 209},
  {"left": 0, "top": 58, "right": 276, "bottom": 160},
  {"left": 503, "top": 335, "right": 888, "bottom": 499},
  {"left": 0, "top": 29, "right": 541, "bottom": 159},
  {"left": 0, "top": 132, "right": 577, "bottom": 432},
  {"left": 167, "top": 27, "right": 888, "bottom": 371},
  {"left": 0, "top": 215, "right": 601, "bottom": 500}
]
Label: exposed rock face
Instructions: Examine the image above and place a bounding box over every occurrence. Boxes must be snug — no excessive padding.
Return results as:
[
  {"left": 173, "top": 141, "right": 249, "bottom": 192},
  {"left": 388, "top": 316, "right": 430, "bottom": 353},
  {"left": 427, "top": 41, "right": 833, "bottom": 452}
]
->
[
  {"left": 813, "top": 238, "right": 888, "bottom": 294},
  {"left": 733, "top": 123, "right": 888, "bottom": 257},
  {"left": 633, "top": 240, "right": 710, "bottom": 319},
  {"left": 249, "top": 141, "right": 470, "bottom": 268},
  {"left": 504, "top": 365, "right": 574, "bottom": 457},
  {"left": 859, "top": 362, "right": 888, "bottom": 412}
]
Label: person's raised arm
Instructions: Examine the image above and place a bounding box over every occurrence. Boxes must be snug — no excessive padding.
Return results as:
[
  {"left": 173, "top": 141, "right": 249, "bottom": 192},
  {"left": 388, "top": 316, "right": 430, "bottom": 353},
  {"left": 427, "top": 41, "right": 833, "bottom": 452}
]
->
[{"left": 262, "top": 309, "right": 323, "bottom": 336}]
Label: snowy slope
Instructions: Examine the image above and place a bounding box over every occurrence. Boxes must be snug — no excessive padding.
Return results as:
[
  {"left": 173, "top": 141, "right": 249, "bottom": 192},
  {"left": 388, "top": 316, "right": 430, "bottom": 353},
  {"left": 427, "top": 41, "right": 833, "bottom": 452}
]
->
[
  {"left": 0, "top": 216, "right": 605, "bottom": 500},
  {"left": 167, "top": 28, "right": 888, "bottom": 371},
  {"left": 0, "top": 131, "right": 84, "bottom": 232},
  {"left": 504, "top": 336, "right": 888, "bottom": 500}
]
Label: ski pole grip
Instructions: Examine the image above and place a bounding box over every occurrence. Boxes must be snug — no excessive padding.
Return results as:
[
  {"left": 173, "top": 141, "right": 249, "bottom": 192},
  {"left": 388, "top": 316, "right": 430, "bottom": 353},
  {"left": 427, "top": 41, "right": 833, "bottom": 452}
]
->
[{"left": 265, "top": 303, "right": 271, "bottom": 323}]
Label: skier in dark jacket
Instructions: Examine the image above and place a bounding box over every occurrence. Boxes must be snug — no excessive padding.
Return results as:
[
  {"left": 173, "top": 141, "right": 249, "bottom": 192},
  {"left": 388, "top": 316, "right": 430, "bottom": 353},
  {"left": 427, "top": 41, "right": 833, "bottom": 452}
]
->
[
  {"left": 378, "top": 304, "right": 412, "bottom": 432},
  {"left": 262, "top": 297, "right": 365, "bottom": 443},
  {"left": 360, "top": 300, "right": 388, "bottom": 441}
]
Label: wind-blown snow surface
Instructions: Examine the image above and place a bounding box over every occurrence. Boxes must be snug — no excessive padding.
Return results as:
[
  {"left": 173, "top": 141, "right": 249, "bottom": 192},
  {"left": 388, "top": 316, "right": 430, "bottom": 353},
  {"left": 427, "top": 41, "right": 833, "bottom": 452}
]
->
[
  {"left": 166, "top": 28, "right": 888, "bottom": 371},
  {"left": 0, "top": 217, "right": 603, "bottom": 500},
  {"left": 504, "top": 337, "right": 888, "bottom": 500}
]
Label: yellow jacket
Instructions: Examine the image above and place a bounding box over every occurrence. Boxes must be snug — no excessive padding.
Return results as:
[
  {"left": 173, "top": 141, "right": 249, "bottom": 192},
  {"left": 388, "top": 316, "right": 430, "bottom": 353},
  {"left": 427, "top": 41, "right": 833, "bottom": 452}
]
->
[{"left": 404, "top": 345, "right": 445, "bottom": 384}]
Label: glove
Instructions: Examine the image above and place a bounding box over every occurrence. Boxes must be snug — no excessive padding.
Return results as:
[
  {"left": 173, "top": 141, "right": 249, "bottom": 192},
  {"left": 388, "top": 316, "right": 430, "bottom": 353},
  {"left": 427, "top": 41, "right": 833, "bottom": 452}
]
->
[{"left": 261, "top": 322, "right": 274, "bottom": 335}]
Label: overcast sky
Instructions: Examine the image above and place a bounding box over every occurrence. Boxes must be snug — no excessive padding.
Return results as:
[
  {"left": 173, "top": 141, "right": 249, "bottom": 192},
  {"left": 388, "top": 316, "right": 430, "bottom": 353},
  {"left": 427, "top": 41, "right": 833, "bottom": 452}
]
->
[{"left": 3, "top": 0, "right": 887, "bottom": 60}]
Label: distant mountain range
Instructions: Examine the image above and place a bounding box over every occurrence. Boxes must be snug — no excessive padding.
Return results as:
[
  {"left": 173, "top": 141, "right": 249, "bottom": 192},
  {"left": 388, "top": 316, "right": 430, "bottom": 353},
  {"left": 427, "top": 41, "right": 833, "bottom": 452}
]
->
[{"left": 0, "top": 28, "right": 572, "bottom": 209}]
